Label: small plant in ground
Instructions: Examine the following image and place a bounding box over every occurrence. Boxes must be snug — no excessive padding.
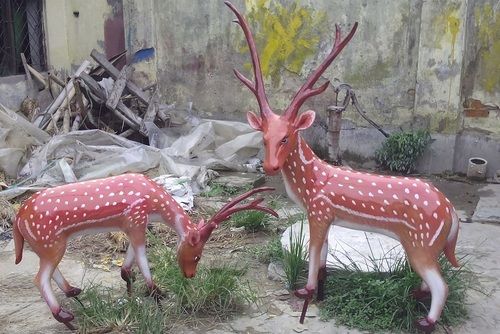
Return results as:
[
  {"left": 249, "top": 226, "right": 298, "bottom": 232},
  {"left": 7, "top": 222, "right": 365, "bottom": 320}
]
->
[
  {"left": 72, "top": 232, "right": 256, "bottom": 332},
  {"left": 282, "top": 220, "right": 308, "bottom": 290},
  {"left": 320, "top": 245, "right": 476, "bottom": 333},
  {"left": 375, "top": 130, "right": 431, "bottom": 174}
]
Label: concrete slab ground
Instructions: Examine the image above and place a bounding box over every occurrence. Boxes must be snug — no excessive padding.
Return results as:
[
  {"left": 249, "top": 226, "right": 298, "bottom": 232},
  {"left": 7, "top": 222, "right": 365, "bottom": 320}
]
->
[
  {"left": 472, "top": 184, "right": 500, "bottom": 224},
  {"left": 0, "top": 247, "right": 121, "bottom": 334}
]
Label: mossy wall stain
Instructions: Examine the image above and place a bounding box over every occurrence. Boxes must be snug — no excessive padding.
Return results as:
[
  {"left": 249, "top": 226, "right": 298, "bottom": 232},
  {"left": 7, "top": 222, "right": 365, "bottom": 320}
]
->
[
  {"left": 475, "top": 3, "right": 500, "bottom": 93},
  {"left": 344, "top": 60, "right": 391, "bottom": 88},
  {"left": 239, "top": 0, "right": 326, "bottom": 86}
]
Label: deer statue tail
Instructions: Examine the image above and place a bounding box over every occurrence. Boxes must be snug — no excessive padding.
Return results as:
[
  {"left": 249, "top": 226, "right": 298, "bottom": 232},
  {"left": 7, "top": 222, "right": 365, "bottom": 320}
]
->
[
  {"left": 13, "top": 218, "right": 24, "bottom": 264},
  {"left": 444, "top": 210, "right": 460, "bottom": 268}
]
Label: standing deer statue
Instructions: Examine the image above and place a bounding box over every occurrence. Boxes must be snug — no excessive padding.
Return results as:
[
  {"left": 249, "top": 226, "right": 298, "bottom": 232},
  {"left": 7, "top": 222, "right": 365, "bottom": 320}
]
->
[
  {"left": 225, "top": 2, "right": 460, "bottom": 332},
  {"left": 13, "top": 173, "right": 278, "bottom": 329}
]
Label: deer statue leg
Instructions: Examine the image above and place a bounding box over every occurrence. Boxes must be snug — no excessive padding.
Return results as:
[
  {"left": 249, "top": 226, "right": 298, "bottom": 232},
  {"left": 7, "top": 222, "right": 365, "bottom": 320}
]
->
[
  {"left": 317, "top": 225, "right": 331, "bottom": 301},
  {"left": 407, "top": 251, "right": 448, "bottom": 333},
  {"left": 127, "top": 229, "right": 163, "bottom": 301},
  {"left": 52, "top": 267, "right": 82, "bottom": 298},
  {"left": 120, "top": 244, "right": 136, "bottom": 295},
  {"left": 412, "top": 280, "right": 431, "bottom": 301},
  {"left": 35, "top": 251, "right": 75, "bottom": 330}
]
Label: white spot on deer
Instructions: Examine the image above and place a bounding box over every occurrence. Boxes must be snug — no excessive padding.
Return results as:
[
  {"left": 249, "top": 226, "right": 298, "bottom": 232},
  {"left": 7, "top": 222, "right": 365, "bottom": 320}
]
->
[
  {"left": 387, "top": 184, "right": 392, "bottom": 189},
  {"left": 302, "top": 177, "right": 306, "bottom": 184},
  {"left": 370, "top": 205, "right": 375, "bottom": 210},
  {"left": 445, "top": 207, "right": 450, "bottom": 213},
  {"left": 292, "top": 178, "right": 296, "bottom": 184},
  {"left": 433, "top": 212, "right": 438, "bottom": 219},
  {"left": 357, "top": 179, "right": 363, "bottom": 184},
  {"left": 34, "top": 206, "right": 38, "bottom": 211},
  {"left": 109, "top": 192, "right": 115, "bottom": 197},
  {"left": 403, "top": 213, "right": 408, "bottom": 218},
  {"left": 413, "top": 204, "right": 418, "bottom": 210},
  {"left": 412, "top": 183, "right": 417, "bottom": 187},
  {"left": 380, "top": 207, "right": 385, "bottom": 212},
  {"left": 338, "top": 183, "right": 343, "bottom": 187},
  {"left": 368, "top": 192, "right": 374, "bottom": 197},
  {"left": 358, "top": 190, "right": 364, "bottom": 196},
  {"left": 56, "top": 199, "right": 60, "bottom": 203},
  {"left": 313, "top": 166, "right": 318, "bottom": 171},
  {"left": 344, "top": 176, "right": 349, "bottom": 181},
  {"left": 333, "top": 174, "right": 338, "bottom": 178},
  {"left": 393, "top": 210, "right": 398, "bottom": 215},
  {"left": 393, "top": 194, "right": 399, "bottom": 200},
  {"left": 301, "top": 166, "right": 305, "bottom": 172},
  {"left": 378, "top": 189, "right": 383, "bottom": 194},
  {"left": 436, "top": 200, "right": 441, "bottom": 205},
  {"left": 384, "top": 200, "right": 389, "bottom": 205},
  {"left": 423, "top": 200, "right": 428, "bottom": 206},
  {"left": 80, "top": 204, "right": 86, "bottom": 208},
  {"left": 415, "top": 194, "right": 420, "bottom": 200},
  {"left": 119, "top": 191, "right": 124, "bottom": 196},
  {"left": 348, "top": 185, "right": 354, "bottom": 190},
  {"left": 95, "top": 205, "right": 100, "bottom": 210},
  {"left": 352, "top": 200, "right": 357, "bottom": 205},
  {"left": 419, "top": 213, "right": 424, "bottom": 220}
]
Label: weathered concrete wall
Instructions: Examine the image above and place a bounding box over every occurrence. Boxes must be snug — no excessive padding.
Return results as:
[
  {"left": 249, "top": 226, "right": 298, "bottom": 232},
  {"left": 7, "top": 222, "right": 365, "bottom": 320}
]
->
[
  {"left": 1, "top": 0, "right": 498, "bottom": 176},
  {"left": 44, "top": 0, "right": 121, "bottom": 72}
]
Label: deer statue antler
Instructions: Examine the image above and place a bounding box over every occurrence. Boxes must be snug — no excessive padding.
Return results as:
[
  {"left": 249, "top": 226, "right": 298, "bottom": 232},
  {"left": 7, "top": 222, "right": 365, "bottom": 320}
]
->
[
  {"left": 199, "top": 187, "right": 278, "bottom": 242},
  {"left": 13, "top": 174, "right": 278, "bottom": 329},
  {"left": 227, "top": 2, "right": 459, "bottom": 332}
]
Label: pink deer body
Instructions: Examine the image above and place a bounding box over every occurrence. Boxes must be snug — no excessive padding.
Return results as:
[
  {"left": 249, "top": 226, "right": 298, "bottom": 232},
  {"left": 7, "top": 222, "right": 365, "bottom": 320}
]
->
[
  {"left": 13, "top": 173, "right": 277, "bottom": 329},
  {"left": 225, "top": 2, "right": 460, "bottom": 332}
]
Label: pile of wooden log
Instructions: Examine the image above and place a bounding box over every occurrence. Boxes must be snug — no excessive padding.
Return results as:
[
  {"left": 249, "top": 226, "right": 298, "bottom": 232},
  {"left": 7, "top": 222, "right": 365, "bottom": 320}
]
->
[{"left": 20, "top": 49, "right": 171, "bottom": 140}]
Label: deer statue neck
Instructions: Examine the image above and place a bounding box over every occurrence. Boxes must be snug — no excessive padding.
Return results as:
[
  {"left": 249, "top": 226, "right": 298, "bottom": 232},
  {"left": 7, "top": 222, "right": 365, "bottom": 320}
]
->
[{"left": 281, "top": 136, "right": 322, "bottom": 208}]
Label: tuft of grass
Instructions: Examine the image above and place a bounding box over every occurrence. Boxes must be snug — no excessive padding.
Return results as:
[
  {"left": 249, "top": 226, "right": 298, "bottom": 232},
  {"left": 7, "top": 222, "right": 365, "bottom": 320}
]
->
[
  {"left": 320, "top": 246, "right": 476, "bottom": 333},
  {"left": 148, "top": 233, "right": 256, "bottom": 316},
  {"left": 282, "top": 220, "right": 308, "bottom": 290},
  {"left": 72, "top": 285, "right": 166, "bottom": 333},
  {"left": 72, "top": 232, "right": 256, "bottom": 332}
]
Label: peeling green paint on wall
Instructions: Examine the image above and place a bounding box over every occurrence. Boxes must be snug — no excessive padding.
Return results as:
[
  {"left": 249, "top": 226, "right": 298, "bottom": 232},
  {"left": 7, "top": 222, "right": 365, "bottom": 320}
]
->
[
  {"left": 239, "top": 0, "right": 326, "bottom": 86},
  {"left": 475, "top": 4, "right": 500, "bottom": 93}
]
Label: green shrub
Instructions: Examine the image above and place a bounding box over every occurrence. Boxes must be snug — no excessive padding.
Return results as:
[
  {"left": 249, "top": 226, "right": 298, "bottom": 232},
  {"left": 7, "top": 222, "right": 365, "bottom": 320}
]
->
[{"left": 375, "top": 130, "right": 431, "bottom": 174}]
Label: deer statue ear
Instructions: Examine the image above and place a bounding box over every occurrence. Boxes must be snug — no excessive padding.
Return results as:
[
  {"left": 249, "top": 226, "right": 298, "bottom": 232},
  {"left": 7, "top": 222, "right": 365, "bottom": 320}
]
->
[
  {"left": 247, "top": 111, "right": 263, "bottom": 131},
  {"left": 294, "top": 110, "right": 316, "bottom": 131},
  {"left": 187, "top": 230, "right": 201, "bottom": 246}
]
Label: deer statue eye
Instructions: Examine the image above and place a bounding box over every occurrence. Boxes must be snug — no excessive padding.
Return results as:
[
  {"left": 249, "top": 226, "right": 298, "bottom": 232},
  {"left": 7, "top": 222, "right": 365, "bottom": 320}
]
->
[
  {"left": 194, "top": 255, "right": 201, "bottom": 262},
  {"left": 281, "top": 136, "right": 288, "bottom": 144}
]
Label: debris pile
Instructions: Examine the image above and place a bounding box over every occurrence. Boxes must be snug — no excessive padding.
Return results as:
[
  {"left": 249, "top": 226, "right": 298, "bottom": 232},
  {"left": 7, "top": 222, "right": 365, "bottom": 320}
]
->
[
  {"left": 20, "top": 49, "right": 172, "bottom": 140},
  {"left": 0, "top": 49, "right": 264, "bottom": 200}
]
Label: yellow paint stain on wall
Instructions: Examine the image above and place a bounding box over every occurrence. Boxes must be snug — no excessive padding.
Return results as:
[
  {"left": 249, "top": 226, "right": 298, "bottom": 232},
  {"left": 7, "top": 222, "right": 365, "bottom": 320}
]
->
[
  {"left": 433, "top": 6, "right": 460, "bottom": 58},
  {"left": 240, "top": 0, "right": 326, "bottom": 86},
  {"left": 475, "top": 3, "right": 500, "bottom": 93}
]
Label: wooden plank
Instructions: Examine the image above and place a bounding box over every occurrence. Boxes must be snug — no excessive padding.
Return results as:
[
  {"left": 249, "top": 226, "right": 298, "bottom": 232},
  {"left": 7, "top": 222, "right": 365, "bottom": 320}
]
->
[
  {"left": 106, "top": 65, "right": 133, "bottom": 111},
  {"left": 79, "top": 72, "right": 146, "bottom": 136},
  {"left": 39, "top": 60, "right": 91, "bottom": 128},
  {"left": 143, "top": 89, "right": 159, "bottom": 123},
  {"left": 90, "top": 49, "right": 150, "bottom": 104},
  {"left": 20, "top": 53, "right": 36, "bottom": 97}
]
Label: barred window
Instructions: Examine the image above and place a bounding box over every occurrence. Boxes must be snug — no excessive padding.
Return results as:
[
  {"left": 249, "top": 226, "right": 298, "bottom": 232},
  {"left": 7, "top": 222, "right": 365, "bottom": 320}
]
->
[{"left": 0, "top": 0, "right": 46, "bottom": 77}]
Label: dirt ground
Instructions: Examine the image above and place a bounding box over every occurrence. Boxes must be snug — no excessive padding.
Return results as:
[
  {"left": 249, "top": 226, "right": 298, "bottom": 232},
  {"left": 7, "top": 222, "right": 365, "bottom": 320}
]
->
[{"left": 1, "top": 172, "right": 498, "bottom": 334}]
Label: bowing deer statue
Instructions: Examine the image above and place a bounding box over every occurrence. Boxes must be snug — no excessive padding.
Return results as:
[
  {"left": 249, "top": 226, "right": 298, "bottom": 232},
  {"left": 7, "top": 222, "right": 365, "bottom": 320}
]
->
[
  {"left": 226, "top": 2, "right": 460, "bottom": 332},
  {"left": 13, "top": 173, "right": 278, "bottom": 329}
]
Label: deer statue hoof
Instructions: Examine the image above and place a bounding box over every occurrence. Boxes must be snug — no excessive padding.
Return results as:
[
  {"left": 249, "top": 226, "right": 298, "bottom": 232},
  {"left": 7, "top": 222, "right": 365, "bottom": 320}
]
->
[
  {"left": 147, "top": 285, "right": 165, "bottom": 303},
  {"left": 53, "top": 308, "right": 76, "bottom": 330},
  {"left": 65, "top": 287, "right": 82, "bottom": 298},
  {"left": 294, "top": 287, "right": 314, "bottom": 299},
  {"left": 415, "top": 317, "right": 436, "bottom": 333},
  {"left": 411, "top": 288, "right": 431, "bottom": 301}
]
